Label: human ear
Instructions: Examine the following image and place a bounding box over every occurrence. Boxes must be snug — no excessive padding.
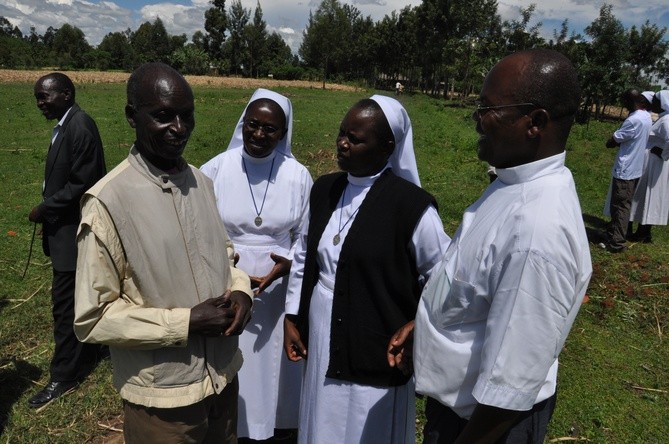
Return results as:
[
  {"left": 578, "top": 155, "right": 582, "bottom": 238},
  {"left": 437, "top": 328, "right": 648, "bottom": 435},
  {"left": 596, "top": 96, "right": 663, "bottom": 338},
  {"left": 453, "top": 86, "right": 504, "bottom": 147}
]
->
[
  {"left": 62, "top": 88, "right": 73, "bottom": 102},
  {"left": 528, "top": 109, "right": 549, "bottom": 138},
  {"left": 125, "top": 104, "right": 137, "bottom": 128}
]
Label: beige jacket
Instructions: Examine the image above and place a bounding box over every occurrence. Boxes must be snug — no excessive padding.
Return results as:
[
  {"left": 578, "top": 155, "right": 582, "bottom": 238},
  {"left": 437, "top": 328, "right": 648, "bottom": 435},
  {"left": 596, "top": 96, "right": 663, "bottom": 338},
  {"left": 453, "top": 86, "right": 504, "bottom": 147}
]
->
[{"left": 74, "top": 147, "right": 252, "bottom": 408}]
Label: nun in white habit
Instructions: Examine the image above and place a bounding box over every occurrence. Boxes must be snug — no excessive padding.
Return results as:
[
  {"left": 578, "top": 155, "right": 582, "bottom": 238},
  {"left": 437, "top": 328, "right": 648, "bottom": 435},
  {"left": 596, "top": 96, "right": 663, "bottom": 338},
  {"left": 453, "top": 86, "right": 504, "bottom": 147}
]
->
[
  {"left": 201, "top": 88, "right": 313, "bottom": 440},
  {"left": 284, "top": 95, "right": 450, "bottom": 444},
  {"left": 630, "top": 90, "right": 669, "bottom": 241}
]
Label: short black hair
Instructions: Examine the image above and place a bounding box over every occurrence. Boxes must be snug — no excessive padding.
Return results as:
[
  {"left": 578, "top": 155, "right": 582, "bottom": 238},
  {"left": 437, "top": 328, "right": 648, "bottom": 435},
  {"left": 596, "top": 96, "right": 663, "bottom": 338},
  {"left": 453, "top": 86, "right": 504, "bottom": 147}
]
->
[
  {"left": 512, "top": 49, "right": 581, "bottom": 122},
  {"left": 39, "top": 72, "right": 75, "bottom": 101},
  {"left": 351, "top": 98, "right": 394, "bottom": 145}
]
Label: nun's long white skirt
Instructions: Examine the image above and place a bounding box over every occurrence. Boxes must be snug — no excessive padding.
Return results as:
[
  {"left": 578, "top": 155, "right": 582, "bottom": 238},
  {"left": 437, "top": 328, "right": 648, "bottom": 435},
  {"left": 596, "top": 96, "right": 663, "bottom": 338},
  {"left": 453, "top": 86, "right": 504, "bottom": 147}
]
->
[
  {"left": 298, "top": 274, "right": 415, "bottom": 444},
  {"left": 630, "top": 150, "right": 669, "bottom": 225},
  {"left": 236, "top": 242, "right": 302, "bottom": 440}
]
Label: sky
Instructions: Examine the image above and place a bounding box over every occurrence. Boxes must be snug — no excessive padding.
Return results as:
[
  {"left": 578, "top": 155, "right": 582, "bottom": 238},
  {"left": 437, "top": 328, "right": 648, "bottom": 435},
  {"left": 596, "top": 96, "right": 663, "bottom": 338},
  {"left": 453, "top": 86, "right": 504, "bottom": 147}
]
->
[{"left": 1, "top": 0, "right": 668, "bottom": 54}]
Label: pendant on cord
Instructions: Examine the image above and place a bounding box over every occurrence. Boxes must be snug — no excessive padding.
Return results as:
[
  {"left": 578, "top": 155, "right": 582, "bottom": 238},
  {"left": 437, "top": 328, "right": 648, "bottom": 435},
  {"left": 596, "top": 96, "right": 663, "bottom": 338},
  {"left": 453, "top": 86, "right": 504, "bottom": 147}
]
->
[
  {"left": 255, "top": 216, "right": 263, "bottom": 227},
  {"left": 333, "top": 234, "right": 341, "bottom": 246}
]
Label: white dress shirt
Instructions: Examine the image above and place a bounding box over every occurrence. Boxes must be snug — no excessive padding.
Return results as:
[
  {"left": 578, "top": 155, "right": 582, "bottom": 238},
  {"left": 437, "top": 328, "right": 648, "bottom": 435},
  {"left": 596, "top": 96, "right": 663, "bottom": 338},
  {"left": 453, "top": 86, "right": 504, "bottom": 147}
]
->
[{"left": 414, "top": 152, "right": 592, "bottom": 418}]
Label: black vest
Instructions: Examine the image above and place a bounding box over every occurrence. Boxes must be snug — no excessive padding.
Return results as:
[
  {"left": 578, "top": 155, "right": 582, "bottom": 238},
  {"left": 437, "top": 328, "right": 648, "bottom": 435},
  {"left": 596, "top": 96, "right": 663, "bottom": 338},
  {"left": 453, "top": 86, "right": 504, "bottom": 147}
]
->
[{"left": 297, "top": 170, "right": 437, "bottom": 387}]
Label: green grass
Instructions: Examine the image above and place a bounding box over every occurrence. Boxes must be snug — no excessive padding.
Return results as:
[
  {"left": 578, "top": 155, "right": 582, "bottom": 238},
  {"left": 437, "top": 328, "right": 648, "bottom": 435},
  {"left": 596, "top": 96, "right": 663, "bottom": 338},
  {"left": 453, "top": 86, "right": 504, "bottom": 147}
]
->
[{"left": 1, "top": 81, "right": 668, "bottom": 443}]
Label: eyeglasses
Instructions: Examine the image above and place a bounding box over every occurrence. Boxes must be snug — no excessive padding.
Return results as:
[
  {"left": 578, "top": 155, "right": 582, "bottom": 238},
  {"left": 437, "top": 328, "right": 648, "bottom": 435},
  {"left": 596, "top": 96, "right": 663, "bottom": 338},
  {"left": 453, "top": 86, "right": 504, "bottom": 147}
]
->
[
  {"left": 473, "top": 102, "right": 537, "bottom": 120},
  {"left": 244, "top": 120, "right": 280, "bottom": 135}
]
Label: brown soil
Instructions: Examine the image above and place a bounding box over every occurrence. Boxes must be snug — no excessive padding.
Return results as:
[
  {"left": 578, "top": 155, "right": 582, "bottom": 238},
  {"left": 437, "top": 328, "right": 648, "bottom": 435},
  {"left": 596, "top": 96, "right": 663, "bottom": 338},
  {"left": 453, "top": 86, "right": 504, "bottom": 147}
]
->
[{"left": 0, "top": 69, "right": 360, "bottom": 91}]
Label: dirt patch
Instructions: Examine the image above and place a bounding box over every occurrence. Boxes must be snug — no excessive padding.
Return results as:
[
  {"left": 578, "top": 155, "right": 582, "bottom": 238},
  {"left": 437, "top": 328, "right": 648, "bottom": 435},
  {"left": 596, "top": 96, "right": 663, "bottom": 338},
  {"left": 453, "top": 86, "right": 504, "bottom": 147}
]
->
[{"left": 0, "top": 69, "right": 360, "bottom": 91}]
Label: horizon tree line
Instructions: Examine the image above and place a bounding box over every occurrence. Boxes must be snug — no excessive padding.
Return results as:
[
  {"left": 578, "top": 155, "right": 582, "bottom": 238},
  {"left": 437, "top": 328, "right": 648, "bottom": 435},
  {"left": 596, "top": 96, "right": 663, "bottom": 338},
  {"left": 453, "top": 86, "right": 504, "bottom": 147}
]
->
[{"left": 0, "top": 0, "right": 667, "bottom": 120}]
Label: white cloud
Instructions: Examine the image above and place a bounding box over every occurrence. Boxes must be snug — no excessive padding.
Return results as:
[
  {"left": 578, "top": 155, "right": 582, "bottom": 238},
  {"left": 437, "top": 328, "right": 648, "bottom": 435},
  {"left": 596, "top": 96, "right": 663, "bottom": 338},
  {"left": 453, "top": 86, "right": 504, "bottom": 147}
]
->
[{"left": 0, "top": 0, "right": 666, "bottom": 54}]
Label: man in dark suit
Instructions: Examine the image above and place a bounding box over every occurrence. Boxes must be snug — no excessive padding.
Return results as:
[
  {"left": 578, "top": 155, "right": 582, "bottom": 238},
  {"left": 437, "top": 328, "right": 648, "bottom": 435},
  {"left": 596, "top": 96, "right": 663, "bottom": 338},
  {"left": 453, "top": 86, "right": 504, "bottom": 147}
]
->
[{"left": 28, "top": 72, "right": 107, "bottom": 408}]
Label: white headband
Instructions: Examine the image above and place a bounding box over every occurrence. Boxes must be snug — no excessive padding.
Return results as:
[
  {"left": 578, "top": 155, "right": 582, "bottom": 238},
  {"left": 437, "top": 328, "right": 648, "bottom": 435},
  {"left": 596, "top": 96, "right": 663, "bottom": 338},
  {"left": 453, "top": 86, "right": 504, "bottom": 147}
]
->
[{"left": 369, "top": 94, "right": 421, "bottom": 186}]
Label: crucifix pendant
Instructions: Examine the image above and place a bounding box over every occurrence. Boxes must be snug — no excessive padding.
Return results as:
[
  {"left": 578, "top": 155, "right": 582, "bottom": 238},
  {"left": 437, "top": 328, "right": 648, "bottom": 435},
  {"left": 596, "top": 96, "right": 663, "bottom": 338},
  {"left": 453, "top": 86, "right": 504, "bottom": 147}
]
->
[
  {"left": 254, "top": 216, "right": 263, "bottom": 227},
  {"left": 333, "top": 234, "right": 341, "bottom": 245}
]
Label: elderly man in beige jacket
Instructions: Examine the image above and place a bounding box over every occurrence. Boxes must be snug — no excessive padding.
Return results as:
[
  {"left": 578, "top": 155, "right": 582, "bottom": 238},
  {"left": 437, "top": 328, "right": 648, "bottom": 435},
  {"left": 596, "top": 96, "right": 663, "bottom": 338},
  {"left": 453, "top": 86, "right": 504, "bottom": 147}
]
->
[{"left": 74, "top": 62, "right": 253, "bottom": 444}]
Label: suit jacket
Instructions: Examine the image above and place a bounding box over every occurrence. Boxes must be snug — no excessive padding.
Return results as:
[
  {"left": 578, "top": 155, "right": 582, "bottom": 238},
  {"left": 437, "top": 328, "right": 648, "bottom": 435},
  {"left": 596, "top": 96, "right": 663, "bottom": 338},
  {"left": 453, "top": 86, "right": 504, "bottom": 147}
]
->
[{"left": 40, "top": 103, "right": 106, "bottom": 271}]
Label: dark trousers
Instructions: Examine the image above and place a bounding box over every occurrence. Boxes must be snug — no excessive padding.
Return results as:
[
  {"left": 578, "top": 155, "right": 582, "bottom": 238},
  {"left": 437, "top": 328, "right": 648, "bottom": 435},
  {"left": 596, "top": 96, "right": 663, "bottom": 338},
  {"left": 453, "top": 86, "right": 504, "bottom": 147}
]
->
[
  {"left": 423, "top": 393, "right": 557, "bottom": 444},
  {"left": 50, "top": 269, "right": 100, "bottom": 382},
  {"left": 607, "top": 177, "right": 638, "bottom": 247},
  {"left": 123, "top": 377, "right": 239, "bottom": 444}
]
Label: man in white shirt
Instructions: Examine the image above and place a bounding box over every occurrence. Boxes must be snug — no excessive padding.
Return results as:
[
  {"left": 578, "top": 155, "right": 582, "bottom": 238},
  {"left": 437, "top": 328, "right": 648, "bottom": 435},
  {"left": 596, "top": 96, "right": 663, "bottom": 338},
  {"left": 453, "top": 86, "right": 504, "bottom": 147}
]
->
[
  {"left": 601, "top": 89, "right": 652, "bottom": 252},
  {"left": 388, "top": 49, "right": 592, "bottom": 443}
]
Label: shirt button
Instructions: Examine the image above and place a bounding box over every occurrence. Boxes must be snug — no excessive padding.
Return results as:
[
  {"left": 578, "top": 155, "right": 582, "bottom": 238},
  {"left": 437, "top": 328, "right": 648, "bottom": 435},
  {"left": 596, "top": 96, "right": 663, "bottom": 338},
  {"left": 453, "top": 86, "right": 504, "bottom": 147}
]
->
[
  {"left": 336, "top": 318, "right": 342, "bottom": 324},
  {"left": 215, "top": 383, "right": 219, "bottom": 389},
  {"left": 336, "top": 370, "right": 341, "bottom": 376}
]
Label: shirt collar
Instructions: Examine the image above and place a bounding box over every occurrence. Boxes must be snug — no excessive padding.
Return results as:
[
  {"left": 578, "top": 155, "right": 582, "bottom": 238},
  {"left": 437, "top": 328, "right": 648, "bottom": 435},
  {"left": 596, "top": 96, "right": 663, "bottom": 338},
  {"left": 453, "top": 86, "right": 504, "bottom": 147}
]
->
[
  {"left": 241, "top": 147, "right": 278, "bottom": 165},
  {"left": 495, "top": 152, "right": 566, "bottom": 185},
  {"left": 55, "top": 106, "right": 73, "bottom": 128},
  {"left": 129, "top": 145, "right": 190, "bottom": 189},
  {"left": 347, "top": 165, "right": 389, "bottom": 187}
]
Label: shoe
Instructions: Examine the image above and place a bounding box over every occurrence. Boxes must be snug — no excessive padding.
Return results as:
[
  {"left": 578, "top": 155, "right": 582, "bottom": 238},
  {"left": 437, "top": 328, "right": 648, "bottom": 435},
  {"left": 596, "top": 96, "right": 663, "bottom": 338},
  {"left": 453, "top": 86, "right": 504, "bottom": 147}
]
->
[
  {"left": 27, "top": 380, "right": 79, "bottom": 408},
  {"left": 628, "top": 233, "right": 652, "bottom": 243},
  {"left": 598, "top": 242, "right": 627, "bottom": 253}
]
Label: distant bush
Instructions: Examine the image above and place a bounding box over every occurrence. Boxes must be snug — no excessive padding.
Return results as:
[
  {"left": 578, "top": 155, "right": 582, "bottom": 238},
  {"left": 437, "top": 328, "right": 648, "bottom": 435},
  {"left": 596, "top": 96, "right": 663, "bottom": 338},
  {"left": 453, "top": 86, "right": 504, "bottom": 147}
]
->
[{"left": 272, "top": 64, "right": 304, "bottom": 81}]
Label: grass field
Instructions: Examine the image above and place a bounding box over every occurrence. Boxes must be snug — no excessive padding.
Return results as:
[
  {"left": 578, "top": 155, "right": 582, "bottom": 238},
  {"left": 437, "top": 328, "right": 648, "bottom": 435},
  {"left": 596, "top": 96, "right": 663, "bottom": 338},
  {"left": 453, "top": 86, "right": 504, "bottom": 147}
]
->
[{"left": 0, "top": 78, "right": 667, "bottom": 443}]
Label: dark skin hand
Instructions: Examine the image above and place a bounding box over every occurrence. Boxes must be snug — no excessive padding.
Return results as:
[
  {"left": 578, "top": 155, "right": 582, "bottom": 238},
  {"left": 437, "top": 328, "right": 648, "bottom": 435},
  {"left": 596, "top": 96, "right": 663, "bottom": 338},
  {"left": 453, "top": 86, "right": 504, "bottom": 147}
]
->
[
  {"left": 283, "top": 315, "right": 307, "bottom": 361},
  {"left": 650, "top": 146, "right": 663, "bottom": 159},
  {"left": 453, "top": 404, "right": 523, "bottom": 444},
  {"left": 189, "top": 290, "right": 252, "bottom": 337},
  {"left": 249, "top": 253, "right": 291, "bottom": 295},
  {"left": 387, "top": 320, "right": 415, "bottom": 376},
  {"left": 388, "top": 323, "right": 523, "bottom": 443},
  {"left": 28, "top": 206, "right": 44, "bottom": 223}
]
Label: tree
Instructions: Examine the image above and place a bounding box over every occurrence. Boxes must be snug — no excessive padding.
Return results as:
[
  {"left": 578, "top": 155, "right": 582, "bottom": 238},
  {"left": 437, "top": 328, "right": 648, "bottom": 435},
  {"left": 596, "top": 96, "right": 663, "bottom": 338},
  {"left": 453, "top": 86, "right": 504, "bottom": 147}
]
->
[
  {"left": 224, "top": 0, "right": 250, "bottom": 75},
  {"left": 502, "top": 4, "right": 544, "bottom": 53},
  {"left": 131, "top": 18, "right": 172, "bottom": 64},
  {"left": 627, "top": 21, "right": 669, "bottom": 87},
  {"left": 52, "top": 23, "right": 91, "bottom": 69},
  {"left": 204, "top": 0, "right": 226, "bottom": 66},
  {"left": 0, "top": 16, "right": 22, "bottom": 38},
  {"left": 373, "top": 7, "right": 421, "bottom": 91},
  {"left": 299, "top": 0, "right": 351, "bottom": 87},
  {"left": 0, "top": 17, "right": 32, "bottom": 68},
  {"left": 415, "top": 0, "right": 502, "bottom": 98},
  {"left": 261, "top": 32, "right": 294, "bottom": 77},
  {"left": 192, "top": 30, "right": 207, "bottom": 51},
  {"left": 98, "top": 30, "right": 135, "bottom": 70},
  {"left": 582, "top": 4, "right": 629, "bottom": 119},
  {"left": 244, "top": 1, "right": 268, "bottom": 77},
  {"left": 170, "top": 45, "right": 210, "bottom": 75}
]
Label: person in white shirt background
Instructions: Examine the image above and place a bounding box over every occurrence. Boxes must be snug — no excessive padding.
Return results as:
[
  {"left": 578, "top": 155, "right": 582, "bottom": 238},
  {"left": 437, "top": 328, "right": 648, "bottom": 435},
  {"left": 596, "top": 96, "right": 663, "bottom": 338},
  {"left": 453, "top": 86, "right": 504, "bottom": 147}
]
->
[
  {"left": 629, "top": 90, "right": 669, "bottom": 243},
  {"left": 599, "top": 89, "right": 652, "bottom": 252}
]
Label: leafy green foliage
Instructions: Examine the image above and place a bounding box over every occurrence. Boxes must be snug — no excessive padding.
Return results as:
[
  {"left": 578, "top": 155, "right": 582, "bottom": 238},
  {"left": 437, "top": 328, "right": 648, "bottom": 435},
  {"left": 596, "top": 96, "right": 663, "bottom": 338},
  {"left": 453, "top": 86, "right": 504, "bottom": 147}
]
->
[{"left": 204, "top": 0, "right": 227, "bottom": 64}]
